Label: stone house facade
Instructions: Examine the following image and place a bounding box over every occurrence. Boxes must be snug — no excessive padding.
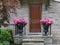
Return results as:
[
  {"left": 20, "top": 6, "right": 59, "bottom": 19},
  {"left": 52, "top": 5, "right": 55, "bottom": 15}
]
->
[{"left": 0, "top": 0, "right": 60, "bottom": 45}]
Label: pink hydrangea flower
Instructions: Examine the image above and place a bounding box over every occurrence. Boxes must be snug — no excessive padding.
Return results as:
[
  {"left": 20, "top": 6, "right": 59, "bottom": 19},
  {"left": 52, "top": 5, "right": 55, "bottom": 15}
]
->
[
  {"left": 40, "top": 19, "right": 44, "bottom": 23},
  {"left": 43, "top": 20, "right": 48, "bottom": 23},
  {"left": 13, "top": 19, "right": 19, "bottom": 24},
  {"left": 24, "top": 21, "right": 28, "bottom": 24},
  {"left": 40, "top": 19, "right": 49, "bottom": 24},
  {"left": 48, "top": 20, "right": 53, "bottom": 24},
  {"left": 40, "top": 18, "right": 53, "bottom": 25},
  {"left": 13, "top": 18, "right": 28, "bottom": 25}
]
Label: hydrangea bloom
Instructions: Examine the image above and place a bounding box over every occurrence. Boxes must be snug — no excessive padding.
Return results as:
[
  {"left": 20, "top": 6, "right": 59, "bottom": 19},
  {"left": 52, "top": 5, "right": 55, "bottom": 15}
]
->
[
  {"left": 40, "top": 18, "right": 53, "bottom": 25},
  {"left": 13, "top": 18, "right": 28, "bottom": 29},
  {"left": 13, "top": 18, "right": 28, "bottom": 25}
]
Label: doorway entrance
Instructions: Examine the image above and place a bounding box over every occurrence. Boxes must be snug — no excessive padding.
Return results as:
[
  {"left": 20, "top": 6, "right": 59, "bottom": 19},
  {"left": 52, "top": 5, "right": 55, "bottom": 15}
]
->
[{"left": 29, "top": 3, "right": 42, "bottom": 32}]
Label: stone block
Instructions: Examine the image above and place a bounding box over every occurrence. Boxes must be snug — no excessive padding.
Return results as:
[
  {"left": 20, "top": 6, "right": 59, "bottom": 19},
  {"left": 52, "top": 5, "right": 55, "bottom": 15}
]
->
[{"left": 22, "top": 43, "right": 44, "bottom": 45}]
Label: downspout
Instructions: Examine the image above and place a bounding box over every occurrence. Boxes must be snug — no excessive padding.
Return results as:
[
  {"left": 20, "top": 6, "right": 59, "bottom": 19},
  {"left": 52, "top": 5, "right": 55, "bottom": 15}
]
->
[{"left": 45, "top": 0, "right": 50, "bottom": 10}]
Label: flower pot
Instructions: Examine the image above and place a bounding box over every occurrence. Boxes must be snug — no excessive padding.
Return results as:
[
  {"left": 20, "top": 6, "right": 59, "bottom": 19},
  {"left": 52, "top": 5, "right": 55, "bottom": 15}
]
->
[
  {"left": 18, "top": 28, "right": 23, "bottom": 36},
  {"left": 43, "top": 24, "right": 49, "bottom": 36}
]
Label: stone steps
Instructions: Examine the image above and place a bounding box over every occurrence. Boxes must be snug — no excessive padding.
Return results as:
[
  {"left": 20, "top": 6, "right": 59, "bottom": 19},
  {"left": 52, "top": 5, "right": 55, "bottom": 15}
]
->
[
  {"left": 14, "top": 34, "right": 53, "bottom": 45},
  {"left": 23, "top": 38, "right": 44, "bottom": 42},
  {"left": 22, "top": 38, "right": 44, "bottom": 45},
  {"left": 22, "top": 35, "right": 53, "bottom": 45},
  {"left": 22, "top": 43, "right": 44, "bottom": 45},
  {"left": 22, "top": 35, "right": 44, "bottom": 45}
]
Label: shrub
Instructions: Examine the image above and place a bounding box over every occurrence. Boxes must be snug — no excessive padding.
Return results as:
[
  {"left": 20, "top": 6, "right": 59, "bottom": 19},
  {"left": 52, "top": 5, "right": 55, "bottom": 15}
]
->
[{"left": 0, "top": 30, "right": 13, "bottom": 42}]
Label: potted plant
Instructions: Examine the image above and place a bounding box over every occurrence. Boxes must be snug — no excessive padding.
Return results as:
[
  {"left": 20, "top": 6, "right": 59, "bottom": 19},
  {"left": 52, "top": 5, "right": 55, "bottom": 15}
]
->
[
  {"left": 40, "top": 18, "right": 53, "bottom": 36},
  {"left": 0, "top": 30, "right": 13, "bottom": 45},
  {"left": 13, "top": 18, "right": 28, "bottom": 35}
]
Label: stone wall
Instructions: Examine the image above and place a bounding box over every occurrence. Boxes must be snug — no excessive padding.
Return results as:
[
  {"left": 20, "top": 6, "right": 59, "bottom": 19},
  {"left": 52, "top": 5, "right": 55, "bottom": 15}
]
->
[
  {"left": 42, "top": 1, "right": 60, "bottom": 44},
  {"left": 1, "top": 1, "right": 60, "bottom": 44},
  {"left": 1, "top": 5, "right": 30, "bottom": 36}
]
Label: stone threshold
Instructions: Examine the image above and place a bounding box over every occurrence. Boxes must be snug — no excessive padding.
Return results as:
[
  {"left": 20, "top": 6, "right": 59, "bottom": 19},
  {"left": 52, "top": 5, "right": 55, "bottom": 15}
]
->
[
  {"left": 22, "top": 38, "right": 44, "bottom": 43},
  {"left": 14, "top": 34, "right": 53, "bottom": 37}
]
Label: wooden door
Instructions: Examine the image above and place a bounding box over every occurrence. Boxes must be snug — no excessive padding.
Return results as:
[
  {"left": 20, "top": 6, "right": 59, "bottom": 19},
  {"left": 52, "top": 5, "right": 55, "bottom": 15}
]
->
[{"left": 29, "top": 3, "right": 42, "bottom": 32}]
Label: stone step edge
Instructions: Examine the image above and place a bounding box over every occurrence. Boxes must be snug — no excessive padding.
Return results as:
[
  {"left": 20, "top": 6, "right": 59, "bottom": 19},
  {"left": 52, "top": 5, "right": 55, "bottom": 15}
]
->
[
  {"left": 25, "top": 35, "right": 53, "bottom": 38},
  {"left": 22, "top": 39, "right": 44, "bottom": 43},
  {"left": 22, "top": 43, "right": 44, "bottom": 45}
]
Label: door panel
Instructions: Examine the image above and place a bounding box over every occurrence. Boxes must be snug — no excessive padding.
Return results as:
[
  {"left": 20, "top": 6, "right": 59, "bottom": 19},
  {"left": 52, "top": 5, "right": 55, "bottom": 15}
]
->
[{"left": 29, "top": 3, "right": 42, "bottom": 32}]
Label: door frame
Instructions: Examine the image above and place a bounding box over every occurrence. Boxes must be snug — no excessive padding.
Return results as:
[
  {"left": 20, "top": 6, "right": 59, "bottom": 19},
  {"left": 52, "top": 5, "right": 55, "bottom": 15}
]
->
[{"left": 28, "top": 2, "right": 42, "bottom": 35}]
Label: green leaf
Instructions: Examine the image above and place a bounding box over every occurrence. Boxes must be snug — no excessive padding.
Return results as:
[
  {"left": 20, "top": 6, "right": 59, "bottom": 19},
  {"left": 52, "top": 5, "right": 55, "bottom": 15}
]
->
[
  {"left": 0, "top": 30, "right": 13, "bottom": 42},
  {"left": 0, "top": 43, "right": 3, "bottom": 45},
  {"left": 2, "top": 41, "right": 10, "bottom": 45}
]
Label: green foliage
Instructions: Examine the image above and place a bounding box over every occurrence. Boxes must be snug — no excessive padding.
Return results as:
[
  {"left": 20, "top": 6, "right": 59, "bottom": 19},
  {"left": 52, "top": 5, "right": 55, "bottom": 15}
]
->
[
  {"left": 0, "top": 43, "right": 3, "bottom": 45},
  {"left": 17, "top": 23, "right": 26, "bottom": 29},
  {"left": 0, "top": 30, "right": 13, "bottom": 42},
  {"left": 2, "top": 41, "right": 10, "bottom": 45}
]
